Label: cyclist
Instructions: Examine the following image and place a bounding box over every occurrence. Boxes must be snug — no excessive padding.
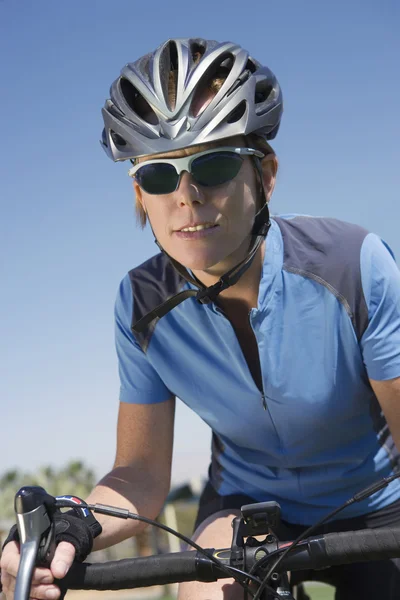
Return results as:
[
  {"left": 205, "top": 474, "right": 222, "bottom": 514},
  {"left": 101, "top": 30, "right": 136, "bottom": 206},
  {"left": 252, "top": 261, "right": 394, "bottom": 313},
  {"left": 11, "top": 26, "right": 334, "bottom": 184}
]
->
[{"left": 2, "top": 37, "right": 400, "bottom": 600}]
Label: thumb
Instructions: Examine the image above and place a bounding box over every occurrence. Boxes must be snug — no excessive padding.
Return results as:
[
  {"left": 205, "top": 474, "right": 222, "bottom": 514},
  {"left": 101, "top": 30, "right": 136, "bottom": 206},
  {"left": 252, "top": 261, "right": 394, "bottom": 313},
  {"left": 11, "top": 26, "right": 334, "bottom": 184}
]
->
[{"left": 50, "top": 542, "right": 76, "bottom": 579}]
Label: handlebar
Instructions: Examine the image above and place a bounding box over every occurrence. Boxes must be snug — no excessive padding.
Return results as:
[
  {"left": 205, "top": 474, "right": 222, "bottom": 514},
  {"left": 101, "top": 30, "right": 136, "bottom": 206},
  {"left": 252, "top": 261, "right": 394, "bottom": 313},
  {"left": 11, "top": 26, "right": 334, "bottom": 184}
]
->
[
  {"left": 8, "top": 483, "right": 400, "bottom": 600},
  {"left": 60, "top": 526, "right": 400, "bottom": 590}
]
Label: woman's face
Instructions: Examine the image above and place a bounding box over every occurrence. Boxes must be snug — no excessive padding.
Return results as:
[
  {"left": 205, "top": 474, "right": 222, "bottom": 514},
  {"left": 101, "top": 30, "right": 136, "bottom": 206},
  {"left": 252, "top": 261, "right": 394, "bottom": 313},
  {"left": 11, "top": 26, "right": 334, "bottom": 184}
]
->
[{"left": 134, "top": 138, "right": 271, "bottom": 274}]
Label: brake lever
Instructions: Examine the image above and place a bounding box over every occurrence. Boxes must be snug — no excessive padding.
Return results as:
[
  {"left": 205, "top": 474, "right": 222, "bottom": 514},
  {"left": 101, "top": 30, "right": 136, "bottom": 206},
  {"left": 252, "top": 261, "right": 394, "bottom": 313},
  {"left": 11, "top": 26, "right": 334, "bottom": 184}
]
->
[{"left": 14, "top": 487, "right": 57, "bottom": 600}]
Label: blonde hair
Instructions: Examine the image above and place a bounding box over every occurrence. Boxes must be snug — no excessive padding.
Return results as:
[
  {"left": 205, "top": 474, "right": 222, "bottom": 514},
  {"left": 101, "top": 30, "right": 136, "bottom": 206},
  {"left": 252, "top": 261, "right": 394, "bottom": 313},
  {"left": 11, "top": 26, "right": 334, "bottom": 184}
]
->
[{"left": 135, "top": 66, "right": 277, "bottom": 228}]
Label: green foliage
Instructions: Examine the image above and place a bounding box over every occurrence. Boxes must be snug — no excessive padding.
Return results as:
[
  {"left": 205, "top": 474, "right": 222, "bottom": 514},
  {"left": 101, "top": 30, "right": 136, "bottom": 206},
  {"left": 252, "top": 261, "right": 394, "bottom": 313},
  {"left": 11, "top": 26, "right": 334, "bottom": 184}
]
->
[
  {"left": 0, "top": 461, "right": 96, "bottom": 522},
  {"left": 304, "top": 584, "right": 335, "bottom": 600},
  {"left": 172, "top": 502, "right": 197, "bottom": 538}
]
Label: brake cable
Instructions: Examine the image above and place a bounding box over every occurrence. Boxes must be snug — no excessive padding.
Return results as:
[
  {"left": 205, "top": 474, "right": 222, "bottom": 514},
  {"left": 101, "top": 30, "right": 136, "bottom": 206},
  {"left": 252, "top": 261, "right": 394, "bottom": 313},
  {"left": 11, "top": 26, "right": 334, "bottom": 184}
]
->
[{"left": 84, "top": 502, "right": 283, "bottom": 599}]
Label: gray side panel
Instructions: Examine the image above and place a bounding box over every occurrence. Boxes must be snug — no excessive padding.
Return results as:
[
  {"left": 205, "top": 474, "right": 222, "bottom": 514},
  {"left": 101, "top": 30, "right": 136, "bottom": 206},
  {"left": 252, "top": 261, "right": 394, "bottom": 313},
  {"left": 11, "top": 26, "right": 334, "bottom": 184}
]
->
[
  {"left": 274, "top": 216, "right": 399, "bottom": 473},
  {"left": 128, "top": 253, "right": 187, "bottom": 352},
  {"left": 210, "top": 433, "right": 225, "bottom": 491},
  {"left": 273, "top": 216, "right": 369, "bottom": 341}
]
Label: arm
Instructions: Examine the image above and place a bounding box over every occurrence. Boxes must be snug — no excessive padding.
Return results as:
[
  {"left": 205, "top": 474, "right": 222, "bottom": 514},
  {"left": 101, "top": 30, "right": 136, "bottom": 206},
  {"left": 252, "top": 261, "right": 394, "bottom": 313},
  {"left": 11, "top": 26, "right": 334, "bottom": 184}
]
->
[
  {"left": 0, "top": 397, "right": 175, "bottom": 600},
  {"left": 90, "top": 396, "right": 176, "bottom": 551},
  {"left": 1, "top": 274, "right": 176, "bottom": 599},
  {"left": 89, "top": 273, "right": 177, "bottom": 549},
  {"left": 369, "top": 377, "right": 400, "bottom": 452}
]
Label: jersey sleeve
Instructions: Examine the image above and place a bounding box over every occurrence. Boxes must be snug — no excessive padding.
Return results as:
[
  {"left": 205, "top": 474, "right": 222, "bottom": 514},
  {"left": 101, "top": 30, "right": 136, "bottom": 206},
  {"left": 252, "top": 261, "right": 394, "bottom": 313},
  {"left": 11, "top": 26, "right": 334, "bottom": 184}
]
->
[
  {"left": 360, "top": 233, "right": 400, "bottom": 381},
  {"left": 115, "top": 273, "right": 172, "bottom": 404}
]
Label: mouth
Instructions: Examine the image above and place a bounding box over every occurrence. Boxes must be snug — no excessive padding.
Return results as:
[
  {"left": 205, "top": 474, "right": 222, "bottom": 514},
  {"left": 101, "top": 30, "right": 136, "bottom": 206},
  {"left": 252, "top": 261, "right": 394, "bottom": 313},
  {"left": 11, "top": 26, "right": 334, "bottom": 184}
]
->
[
  {"left": 174, "top": 222, "right": 220, "bottom": 240},
  {"left": 176, "top": 222, "right": 218, "bottom": 233}
]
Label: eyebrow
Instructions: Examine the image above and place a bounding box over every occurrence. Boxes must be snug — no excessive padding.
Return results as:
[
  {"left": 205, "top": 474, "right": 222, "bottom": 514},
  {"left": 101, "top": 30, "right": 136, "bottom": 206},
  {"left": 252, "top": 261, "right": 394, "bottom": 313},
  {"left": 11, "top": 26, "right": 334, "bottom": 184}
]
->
[{"left": 138, "top": 143, "right": 223, "bottom": 163}]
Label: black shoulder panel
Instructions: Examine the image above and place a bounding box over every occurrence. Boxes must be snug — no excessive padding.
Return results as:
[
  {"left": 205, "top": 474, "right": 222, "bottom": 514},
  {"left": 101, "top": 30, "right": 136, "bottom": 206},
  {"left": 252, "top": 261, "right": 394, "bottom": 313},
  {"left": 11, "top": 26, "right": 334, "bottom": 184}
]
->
[
  {"left": 273, "top": 216, "right": 370, "bottom": 341},
  {"left": 128, "top": 253, "right": 187, "bottom": 351}
]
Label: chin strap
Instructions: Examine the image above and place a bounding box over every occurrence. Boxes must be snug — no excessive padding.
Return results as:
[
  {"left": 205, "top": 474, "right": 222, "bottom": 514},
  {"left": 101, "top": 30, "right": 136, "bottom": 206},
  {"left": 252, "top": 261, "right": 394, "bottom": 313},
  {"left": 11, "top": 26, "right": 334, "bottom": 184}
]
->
[{"left": 132, "top": 158, "right": 271, "bottom": 334}]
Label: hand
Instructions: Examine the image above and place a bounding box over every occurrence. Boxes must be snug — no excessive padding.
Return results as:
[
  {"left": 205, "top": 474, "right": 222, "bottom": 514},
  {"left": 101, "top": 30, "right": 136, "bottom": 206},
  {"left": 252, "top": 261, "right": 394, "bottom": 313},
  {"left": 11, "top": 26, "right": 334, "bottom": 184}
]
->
[{"left": 0, "top": 539, "right": 76, "bottom": 600}]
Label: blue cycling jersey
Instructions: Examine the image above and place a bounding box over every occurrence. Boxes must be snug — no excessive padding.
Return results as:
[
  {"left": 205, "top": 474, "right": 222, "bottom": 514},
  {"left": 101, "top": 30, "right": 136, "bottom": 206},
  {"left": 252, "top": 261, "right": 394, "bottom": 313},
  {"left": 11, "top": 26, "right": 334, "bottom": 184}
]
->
[{"left": 115, "top": 215, "right": 400, "bottom": 524}]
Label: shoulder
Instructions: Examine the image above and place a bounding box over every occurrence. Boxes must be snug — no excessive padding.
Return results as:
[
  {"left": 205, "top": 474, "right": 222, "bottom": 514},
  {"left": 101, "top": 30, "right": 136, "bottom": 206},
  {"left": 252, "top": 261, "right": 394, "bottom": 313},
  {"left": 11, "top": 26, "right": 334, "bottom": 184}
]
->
[
  {"left": 128, "top": 252, "right": 179, "bottom": 286},
  {"left": 127, "top": 252, "right": 187, "bottom": 318},
  {"left": 121, "top": 253, "right": 188, "bottom": 349},
  {"left": 272, "top": 214, "right": 369, "bottom": 269},
  {"left": 272, "top": 214, "right": 370, "bottom": 339}
]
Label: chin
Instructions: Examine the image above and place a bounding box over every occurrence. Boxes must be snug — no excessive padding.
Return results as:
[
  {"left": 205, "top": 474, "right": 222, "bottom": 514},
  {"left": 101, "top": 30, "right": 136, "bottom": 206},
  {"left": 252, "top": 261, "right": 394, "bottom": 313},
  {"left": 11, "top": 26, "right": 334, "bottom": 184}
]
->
[{"left": 168, "top": 247, "right": 228, "bottom": 272}]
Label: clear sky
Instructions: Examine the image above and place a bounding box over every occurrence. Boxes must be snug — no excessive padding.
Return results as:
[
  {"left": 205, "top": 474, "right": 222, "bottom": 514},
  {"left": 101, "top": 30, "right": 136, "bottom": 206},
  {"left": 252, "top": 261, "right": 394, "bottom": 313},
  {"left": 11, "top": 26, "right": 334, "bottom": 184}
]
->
[{"left": 1, "top": 0, "right": 399, "bottom": 489}]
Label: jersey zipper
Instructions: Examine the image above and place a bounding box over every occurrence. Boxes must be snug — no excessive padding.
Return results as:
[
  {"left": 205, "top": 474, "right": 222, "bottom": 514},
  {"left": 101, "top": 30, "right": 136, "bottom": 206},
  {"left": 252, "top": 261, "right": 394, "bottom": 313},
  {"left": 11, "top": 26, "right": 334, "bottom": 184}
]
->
[
  {"left": 213, "top": 303, "right": 268, "bottom": 410},
  {"left": 248, "top": 311, "right": 267, "bottom": 411},
  {"left": 261, "top": 393, "right": 267, "bottom": 410},
  {"left": 249, "top": 311, "right": 286, "bottom": 458}
]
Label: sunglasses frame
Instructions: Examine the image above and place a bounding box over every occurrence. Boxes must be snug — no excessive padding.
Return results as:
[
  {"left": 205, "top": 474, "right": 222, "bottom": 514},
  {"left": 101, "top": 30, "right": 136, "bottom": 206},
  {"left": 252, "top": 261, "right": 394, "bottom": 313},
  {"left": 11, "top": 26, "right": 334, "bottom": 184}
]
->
[{"left": 127, "top": 147, "right": 265, "bottom": 190}]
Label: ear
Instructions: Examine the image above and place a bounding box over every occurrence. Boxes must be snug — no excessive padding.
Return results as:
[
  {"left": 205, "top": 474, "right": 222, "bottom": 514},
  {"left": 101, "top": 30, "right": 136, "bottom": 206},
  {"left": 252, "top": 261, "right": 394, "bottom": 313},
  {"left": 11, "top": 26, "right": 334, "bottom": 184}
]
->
[{"left": 261, "top": 154, "right": 278, "bottom": 201}]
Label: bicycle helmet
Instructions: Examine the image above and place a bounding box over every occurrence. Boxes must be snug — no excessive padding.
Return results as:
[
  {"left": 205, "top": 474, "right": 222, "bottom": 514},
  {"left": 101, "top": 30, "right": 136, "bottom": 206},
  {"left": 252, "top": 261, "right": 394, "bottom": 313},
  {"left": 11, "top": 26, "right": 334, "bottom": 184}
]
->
[{"left": 101, "top": 38, "right": 282, "bottom": 160}]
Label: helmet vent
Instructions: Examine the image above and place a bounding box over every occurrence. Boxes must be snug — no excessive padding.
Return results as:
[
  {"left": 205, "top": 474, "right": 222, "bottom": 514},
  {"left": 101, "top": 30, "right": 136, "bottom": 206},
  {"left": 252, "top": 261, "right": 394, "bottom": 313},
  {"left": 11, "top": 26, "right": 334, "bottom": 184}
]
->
[
  {"left": 110, "top": 130, "right": 127, "bottom": 147},
  {"left": 120, "top": 77, "right": 158, "bottom": 125},
  {"left": 164, "top": 41, "right": 178, "bottom": 110},
  {"left": 226, "top": 100, "right": 247, "bottom": 124},
  {"left": 101, "top": 128, "right": 108, "bottom": 148},
  {"left": 190, "top": 52, "right": 233, "bottom": 117},
  {"left": 219, "top": 55, "right": 234, "bottom": 74},
  {"left": 190, "top": 41, "right": 206, "bottom": 64},
  {"left": 168, "top": 41, "right": 178, "bottom": 70},
  {"left": 255, "top": 80, "right": 273, "bottom": 104},
  {"left": 246, "top": 58, "right": 257, "bottom": 73}
]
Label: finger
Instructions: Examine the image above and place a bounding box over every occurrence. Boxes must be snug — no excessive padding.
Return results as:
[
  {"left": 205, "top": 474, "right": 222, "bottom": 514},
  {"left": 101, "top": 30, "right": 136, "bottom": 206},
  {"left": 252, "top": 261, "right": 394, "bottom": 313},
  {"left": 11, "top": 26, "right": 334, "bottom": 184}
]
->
[
  {"left": 1, "top": 569, "right": 12, "bottom": 594},
  {"left": 32, "top": 568, "right": 54, "bottom": 586},
  {"left": 29, "top": 583, "right": 61, "bottom": 600},
  {"left": 6, "top": 573, "right": 52, "bottom": 594},
  {"left": 50, "top": 542, "right": 76, "bottom": 579},
  {"left": 7, "top": 577, "right": 59, "bottom": 600},
  {"left": 0, "top": 541, "right": 20, "bottom": 577},
  {"left": 1, "top": 544, "right": 52, "bottom": 584}
]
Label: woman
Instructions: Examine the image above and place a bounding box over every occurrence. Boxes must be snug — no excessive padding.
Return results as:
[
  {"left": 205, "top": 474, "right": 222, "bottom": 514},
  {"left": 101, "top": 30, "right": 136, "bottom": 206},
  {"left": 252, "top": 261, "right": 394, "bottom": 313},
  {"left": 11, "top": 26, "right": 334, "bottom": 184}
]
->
[{"left": 2, "top": 37, "right": 400, "bottom": 600}]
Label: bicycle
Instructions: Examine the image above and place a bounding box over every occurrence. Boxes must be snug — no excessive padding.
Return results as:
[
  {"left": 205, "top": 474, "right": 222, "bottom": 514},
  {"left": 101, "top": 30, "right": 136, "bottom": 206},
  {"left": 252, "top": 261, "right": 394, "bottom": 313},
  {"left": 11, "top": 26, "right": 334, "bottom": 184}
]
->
[{"left": 5, "top": 474, "right": 400, "bottom": 600}]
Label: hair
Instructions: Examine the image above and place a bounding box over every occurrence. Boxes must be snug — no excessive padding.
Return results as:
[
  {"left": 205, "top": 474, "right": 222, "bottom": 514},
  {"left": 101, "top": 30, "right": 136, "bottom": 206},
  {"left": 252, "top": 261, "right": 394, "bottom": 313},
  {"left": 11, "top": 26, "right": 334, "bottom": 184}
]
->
[{"left": 135, "top": 59, "right": 277, "bottom": 228}]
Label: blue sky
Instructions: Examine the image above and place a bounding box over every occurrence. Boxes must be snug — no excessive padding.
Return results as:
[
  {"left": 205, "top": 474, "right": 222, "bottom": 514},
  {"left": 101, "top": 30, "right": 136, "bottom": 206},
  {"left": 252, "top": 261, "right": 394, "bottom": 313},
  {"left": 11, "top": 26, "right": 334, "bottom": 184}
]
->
[{"left": 1, "top": 0, "right": 399, "bottom": 488}]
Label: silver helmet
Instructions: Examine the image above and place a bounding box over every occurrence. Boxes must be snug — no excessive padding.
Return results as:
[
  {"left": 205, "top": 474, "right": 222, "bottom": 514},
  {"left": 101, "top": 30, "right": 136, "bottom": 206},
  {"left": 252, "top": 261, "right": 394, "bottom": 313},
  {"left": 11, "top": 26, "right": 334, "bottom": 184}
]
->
[{"left": 101, "top": 38, "right": 283, "bottom": 160}]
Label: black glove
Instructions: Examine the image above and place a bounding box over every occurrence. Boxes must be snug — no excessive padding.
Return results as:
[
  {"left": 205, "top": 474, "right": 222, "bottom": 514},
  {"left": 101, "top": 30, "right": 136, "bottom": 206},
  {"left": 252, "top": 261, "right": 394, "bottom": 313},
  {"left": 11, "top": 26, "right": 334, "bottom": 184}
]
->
[{"left": 2, "top": 510, "right": 102, "bottom": 563}]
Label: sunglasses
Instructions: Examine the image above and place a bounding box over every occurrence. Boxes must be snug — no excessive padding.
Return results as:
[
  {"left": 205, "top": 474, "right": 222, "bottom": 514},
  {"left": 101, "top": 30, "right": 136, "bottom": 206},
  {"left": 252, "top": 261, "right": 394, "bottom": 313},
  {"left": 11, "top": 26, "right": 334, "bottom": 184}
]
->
[{"left": 128, "top": 146, "right": 264, "bottom": 195}]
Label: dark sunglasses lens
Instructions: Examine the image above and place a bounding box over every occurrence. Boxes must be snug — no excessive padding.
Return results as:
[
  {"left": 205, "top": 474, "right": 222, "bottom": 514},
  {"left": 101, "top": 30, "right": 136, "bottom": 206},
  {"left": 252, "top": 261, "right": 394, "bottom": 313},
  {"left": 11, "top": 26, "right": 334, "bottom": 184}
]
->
[
  {"left": 135, "top": 163, "right": 178, "bottom": 195},
  {"left": 192, "top": 152, "right": 243, "bottom": 187}
]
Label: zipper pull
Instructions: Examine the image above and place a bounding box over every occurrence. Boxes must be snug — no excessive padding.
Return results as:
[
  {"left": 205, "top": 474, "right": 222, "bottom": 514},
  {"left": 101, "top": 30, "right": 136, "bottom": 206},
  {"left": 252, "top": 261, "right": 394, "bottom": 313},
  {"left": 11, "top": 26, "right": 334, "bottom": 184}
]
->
[{"left": 261, "top": 394, "right": 267, "bottom": 410}]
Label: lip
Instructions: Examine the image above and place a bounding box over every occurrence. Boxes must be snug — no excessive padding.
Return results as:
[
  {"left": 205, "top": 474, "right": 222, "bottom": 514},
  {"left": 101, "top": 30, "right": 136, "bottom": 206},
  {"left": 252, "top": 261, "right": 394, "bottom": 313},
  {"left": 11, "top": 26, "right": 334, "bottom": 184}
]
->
[{"left": 174, "top": 221, "right": 216, "bottom": 232}]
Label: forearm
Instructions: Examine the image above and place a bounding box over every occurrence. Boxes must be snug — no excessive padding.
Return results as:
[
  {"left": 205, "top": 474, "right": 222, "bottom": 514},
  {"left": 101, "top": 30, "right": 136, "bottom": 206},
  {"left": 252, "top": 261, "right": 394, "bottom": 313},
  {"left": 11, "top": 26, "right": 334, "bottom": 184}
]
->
[
  {"left": 370, "top": 377, "right": 400, "bottom": 453},
  {"left": 86, "top": 465, "right": 170, "bottom": 551}
]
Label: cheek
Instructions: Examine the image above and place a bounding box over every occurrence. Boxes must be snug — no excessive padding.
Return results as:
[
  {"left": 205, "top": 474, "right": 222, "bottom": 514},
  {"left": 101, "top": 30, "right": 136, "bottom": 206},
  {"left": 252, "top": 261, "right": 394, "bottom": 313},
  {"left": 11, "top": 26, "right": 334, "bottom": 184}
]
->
[
  {"left": 144, "top": 198, "right": 172, "bottom": 238},
  {"left": 215, "top": 178, "right": 257, "bottom": 229}
]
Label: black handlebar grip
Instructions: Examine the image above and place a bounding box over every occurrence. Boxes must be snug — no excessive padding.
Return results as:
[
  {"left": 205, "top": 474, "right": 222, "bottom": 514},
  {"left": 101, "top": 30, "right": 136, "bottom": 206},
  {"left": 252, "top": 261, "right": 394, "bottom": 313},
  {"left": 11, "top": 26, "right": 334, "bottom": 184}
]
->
[
  {"left": 323, "top": 527, "right": 400, "bottom": 566},
  {"left": 62, "top": 551, "right": 219, "bottom": 590}
]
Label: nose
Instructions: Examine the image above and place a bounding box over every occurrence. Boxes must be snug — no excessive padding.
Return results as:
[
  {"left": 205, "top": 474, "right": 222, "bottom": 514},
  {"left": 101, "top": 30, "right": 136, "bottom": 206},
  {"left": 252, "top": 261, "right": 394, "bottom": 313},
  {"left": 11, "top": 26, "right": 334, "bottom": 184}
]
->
[{"left": 175, "top": 171, "right": 205, "bottom": 207}]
